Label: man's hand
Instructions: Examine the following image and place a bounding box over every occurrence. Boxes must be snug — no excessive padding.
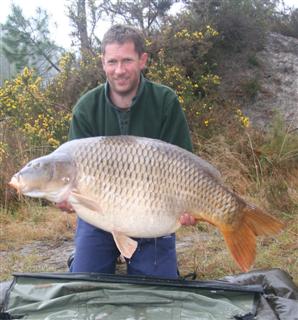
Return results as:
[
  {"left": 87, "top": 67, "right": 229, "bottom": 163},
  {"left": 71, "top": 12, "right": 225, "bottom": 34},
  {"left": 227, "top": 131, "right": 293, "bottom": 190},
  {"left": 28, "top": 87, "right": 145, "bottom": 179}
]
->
[
  {"left": 179, "top": 213, "right": 197, "bottom": 226},
  {"left": 56, "top": 200, "right": 74, "bottom": 213}
]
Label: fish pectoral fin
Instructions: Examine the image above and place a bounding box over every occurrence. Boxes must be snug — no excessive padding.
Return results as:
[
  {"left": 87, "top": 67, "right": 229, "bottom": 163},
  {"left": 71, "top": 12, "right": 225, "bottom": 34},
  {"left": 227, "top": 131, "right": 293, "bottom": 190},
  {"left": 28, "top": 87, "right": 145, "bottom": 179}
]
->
[
  {"left": 70, "top": 191, "right": 101, "bottom": 212},
  {"left": 112, "top": 231, "right": 138, "bottom": 259}
]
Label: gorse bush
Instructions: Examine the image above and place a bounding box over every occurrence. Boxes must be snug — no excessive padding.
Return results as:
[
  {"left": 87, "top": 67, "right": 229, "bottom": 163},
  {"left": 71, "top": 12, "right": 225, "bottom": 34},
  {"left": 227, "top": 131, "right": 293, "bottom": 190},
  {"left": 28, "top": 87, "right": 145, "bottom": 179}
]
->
[
  {"left": 0, "top": 67, "right": 70, "bottom": 148},
  {"left": 46, "top": 51, "right": 105, "bottom": 110},
  {"left": 187, "top": 0, "right": 278, "bottom": 52},
  {"left": 0, "top": 51, "right": 105, "bottom": 148},
  {"left": 186, "top": 97, "right": 250, "bottom": 142},
  {"left": 0, "top": 67, "right": 69, "bottom": 209},
  {"left": 146, "top": 24, "right": 222, "bottom": 130},
  {"left": 147, "top": 48, "right": 220, "bottom": 106},
  {"left": 149, "top": 18, "right": 219, "bottom": 79}
]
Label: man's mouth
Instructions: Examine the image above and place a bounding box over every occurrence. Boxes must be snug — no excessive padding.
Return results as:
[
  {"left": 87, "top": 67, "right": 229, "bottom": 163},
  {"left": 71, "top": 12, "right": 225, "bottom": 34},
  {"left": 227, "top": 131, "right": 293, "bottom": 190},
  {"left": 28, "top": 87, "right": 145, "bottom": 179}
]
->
[{"left": 114, "top": 78, "right": 129, "bottom": 84}]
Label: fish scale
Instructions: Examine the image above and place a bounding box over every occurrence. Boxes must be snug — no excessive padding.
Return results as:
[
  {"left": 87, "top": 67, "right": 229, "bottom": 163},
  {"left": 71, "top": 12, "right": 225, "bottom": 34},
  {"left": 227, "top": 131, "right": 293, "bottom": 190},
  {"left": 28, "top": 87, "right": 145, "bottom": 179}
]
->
[
  {"left": 71, "top": 138, "right": 245, "bottom": 228},
  {"left": 9, "top": 135, "right": 284, "bottom": 271}
]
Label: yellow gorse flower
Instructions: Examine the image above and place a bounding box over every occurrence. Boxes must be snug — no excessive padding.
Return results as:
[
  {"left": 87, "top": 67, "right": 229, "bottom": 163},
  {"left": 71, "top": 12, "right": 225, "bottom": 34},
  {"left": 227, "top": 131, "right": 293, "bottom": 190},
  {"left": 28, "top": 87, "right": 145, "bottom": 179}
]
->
[
  {"left": 236, "top": 109, "right": 250, "bottom": 127},
  {"left": 0, "top": 142, "right": 8, "bottom": 163},
  {"left": 174, "top": 26, "right": 219, "bottom": 42}
]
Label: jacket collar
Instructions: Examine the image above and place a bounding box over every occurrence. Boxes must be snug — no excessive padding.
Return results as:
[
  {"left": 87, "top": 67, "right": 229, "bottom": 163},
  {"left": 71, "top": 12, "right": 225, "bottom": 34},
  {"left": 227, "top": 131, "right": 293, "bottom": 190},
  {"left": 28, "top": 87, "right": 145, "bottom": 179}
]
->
[{"left": 104, "top": 74, "right": 146, "bottom": 110}]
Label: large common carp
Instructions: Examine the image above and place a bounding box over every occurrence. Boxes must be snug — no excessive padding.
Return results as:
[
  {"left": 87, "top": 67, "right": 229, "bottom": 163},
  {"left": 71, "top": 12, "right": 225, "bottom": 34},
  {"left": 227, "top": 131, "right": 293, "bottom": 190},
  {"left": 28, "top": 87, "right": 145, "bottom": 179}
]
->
[{"left": 9, "top": 136, "right": 283, "bottom": 271}]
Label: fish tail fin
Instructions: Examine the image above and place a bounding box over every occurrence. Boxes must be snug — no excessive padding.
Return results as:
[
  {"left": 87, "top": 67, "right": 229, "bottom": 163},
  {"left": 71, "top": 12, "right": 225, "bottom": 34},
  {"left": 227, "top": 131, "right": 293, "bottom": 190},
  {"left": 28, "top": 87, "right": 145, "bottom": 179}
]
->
[{"left": 219, "top": 205, "right": 284, "bottom": 272}]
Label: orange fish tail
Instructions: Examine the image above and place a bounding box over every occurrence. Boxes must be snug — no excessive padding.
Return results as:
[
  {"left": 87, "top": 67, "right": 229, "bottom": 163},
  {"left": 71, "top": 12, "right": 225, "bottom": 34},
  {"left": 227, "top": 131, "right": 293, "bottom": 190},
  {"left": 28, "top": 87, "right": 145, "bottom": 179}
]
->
[{"left": 219, "top": 205, "right": 284, "bottom": 272}]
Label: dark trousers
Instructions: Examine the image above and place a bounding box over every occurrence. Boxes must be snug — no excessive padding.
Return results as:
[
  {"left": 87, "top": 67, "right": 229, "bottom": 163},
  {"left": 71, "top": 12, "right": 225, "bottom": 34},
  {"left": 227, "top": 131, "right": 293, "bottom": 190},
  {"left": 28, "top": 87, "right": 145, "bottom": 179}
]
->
[{"left": 70, "top": 218, "right": 178, "bottom": 279}]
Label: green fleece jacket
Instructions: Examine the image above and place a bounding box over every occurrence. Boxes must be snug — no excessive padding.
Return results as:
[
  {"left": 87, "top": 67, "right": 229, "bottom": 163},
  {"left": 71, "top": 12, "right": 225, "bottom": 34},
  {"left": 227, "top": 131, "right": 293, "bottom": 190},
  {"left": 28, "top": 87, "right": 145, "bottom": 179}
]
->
[{"left": 69, "top": 76, "right": 193, "bottom": 152}]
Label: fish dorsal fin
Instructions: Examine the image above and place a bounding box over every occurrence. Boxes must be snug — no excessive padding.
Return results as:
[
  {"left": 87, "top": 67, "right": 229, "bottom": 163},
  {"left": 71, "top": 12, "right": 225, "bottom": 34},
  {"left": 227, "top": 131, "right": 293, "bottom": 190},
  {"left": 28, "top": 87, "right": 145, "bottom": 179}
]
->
[
  {"left": 70, "top": 190, "right": 101, "bottom": 212},
  {"left": 195, "top": 156, "right": 222, "bottom": 182},
  {"left": 112, "top": 231, "right": 138, "bottom": 259}
]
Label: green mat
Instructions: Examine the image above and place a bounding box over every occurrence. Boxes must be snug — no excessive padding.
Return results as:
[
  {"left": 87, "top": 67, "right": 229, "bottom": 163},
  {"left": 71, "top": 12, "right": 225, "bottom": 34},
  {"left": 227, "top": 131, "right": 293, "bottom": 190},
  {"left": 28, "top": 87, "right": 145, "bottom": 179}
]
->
[{"left": 1, "top": 272, "right": 261, "bottom": 320}]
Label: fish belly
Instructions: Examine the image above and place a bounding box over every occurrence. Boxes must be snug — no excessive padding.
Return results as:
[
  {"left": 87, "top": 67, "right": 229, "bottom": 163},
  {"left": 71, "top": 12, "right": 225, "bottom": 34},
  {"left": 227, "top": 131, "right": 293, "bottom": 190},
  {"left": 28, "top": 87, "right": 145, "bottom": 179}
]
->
[{"left": 69, "top": 187, "right": 184, "bottom": 237}]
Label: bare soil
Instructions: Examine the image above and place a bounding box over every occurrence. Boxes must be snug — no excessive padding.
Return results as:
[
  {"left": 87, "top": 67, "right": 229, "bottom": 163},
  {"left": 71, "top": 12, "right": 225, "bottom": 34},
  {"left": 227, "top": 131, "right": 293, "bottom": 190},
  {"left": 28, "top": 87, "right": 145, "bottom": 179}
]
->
[
  {"left": 0, "top": 240, "right": 74, "bottom": 274},
  {"left": 0, "top": 231, "right": 212, "bottom": 275}
]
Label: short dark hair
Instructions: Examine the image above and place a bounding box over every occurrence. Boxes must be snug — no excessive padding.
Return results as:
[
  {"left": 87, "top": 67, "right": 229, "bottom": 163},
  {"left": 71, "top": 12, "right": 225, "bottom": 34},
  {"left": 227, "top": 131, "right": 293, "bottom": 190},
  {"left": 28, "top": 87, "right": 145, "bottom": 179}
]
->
[{"left": 102, "top": 24, "right": 145, "bottom": 56}]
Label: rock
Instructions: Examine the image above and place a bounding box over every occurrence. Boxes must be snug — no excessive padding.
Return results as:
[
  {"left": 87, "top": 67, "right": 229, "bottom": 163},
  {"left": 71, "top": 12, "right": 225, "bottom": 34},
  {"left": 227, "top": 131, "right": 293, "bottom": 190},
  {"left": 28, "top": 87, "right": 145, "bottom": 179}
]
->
[{"left": 249, "top": 33, "right": 298, "bottom": 129}]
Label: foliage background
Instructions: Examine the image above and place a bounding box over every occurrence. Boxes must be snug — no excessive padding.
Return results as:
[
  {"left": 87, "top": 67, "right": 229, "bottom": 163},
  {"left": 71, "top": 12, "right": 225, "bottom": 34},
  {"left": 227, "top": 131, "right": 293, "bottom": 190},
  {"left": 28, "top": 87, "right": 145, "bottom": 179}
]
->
[{"left": 1, "top": 0, "right": 297, "bottom": 218}]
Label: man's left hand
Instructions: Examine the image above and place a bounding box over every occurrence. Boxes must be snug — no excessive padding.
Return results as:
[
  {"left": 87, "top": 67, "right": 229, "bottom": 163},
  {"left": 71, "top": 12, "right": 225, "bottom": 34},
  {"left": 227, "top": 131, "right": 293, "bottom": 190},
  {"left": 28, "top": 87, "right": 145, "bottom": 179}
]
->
[
  {"left": 56, "top": 200, "right": 74, "bottom": 213},
  {"left": 179, "top": 213, "right": 197, "bottom": 226}
]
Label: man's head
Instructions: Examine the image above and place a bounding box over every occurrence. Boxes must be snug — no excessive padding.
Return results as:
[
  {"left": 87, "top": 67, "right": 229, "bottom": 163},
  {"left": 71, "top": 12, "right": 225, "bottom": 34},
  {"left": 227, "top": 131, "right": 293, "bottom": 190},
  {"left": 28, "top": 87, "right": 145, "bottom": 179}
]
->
[
  {"left": 102, "top": 24, "right": 145, "bottom": 57},
  {"left": 101, "top": 25, "right": 148, "bottom": 101}
]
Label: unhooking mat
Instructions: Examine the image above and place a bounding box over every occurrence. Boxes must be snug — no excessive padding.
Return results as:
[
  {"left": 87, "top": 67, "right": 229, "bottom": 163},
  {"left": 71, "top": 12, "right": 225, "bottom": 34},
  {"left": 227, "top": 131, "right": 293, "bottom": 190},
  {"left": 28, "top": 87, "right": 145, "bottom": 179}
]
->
[{"left": 0, "top": 268, "right": 297, "bottom": 319}]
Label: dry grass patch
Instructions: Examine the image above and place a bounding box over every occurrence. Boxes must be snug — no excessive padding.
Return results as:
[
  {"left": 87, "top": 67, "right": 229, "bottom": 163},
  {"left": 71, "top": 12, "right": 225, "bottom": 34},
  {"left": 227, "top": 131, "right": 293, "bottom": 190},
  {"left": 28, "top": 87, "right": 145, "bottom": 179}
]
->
[
  {"left": 0, "top": 202, "right": 76, "bottom": 250},
  {"left": 0, "top": 203, "right": 76, "bottom": 280}
]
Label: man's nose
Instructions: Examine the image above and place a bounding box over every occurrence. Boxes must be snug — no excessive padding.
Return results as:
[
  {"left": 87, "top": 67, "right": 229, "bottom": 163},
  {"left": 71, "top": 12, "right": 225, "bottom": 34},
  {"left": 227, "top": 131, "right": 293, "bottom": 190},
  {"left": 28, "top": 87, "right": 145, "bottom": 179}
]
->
[{"left": 115, "top": 62, "right": 126, "bottom": 74}]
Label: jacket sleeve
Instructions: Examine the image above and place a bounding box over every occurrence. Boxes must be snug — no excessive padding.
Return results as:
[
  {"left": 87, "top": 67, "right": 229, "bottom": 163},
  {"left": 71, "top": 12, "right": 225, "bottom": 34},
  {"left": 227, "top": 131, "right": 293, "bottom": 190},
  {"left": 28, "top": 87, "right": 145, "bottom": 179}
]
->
[
  {"left": 68, "top": 92, "right": 97, "bottom": 140},
  {"left": 159, "top": 92, "right": 193, "bottom": 152},
  {"left": 68, "top": 109, "right": 93, "bottom": 140}
]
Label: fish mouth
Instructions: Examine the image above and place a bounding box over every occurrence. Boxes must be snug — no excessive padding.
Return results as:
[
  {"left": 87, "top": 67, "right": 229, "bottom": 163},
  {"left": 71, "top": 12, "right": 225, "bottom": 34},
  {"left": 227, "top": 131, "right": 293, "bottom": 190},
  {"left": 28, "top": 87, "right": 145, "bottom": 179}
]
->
[{"left": 9, "top": 175, "right": 22, "bottom": 193}]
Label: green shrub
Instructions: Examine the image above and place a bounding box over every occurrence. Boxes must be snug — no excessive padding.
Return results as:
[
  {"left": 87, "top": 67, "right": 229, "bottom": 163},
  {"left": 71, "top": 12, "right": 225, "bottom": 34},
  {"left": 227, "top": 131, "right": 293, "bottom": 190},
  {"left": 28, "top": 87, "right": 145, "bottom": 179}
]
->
[
  {"left": 187, "top": 0, "right": 277, "bottom": 52},
  {"left": 241, "top": 78, "right": 261, "bottom": 100}
]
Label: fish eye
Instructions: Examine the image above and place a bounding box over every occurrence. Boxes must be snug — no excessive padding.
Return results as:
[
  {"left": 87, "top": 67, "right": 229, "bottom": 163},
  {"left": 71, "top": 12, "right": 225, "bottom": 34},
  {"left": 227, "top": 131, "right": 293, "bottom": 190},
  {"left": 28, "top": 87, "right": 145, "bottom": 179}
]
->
[
  {"left": 33, "top": 162, "right": 41, "bottom": 169},
  {"left": 62, "top": 177, "right": 70, "bottom": 184}
]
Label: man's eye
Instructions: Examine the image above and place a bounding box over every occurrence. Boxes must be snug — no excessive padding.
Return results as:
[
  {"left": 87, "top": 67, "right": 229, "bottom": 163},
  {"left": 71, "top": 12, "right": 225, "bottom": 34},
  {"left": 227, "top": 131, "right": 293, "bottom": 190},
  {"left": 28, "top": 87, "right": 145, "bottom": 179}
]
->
[{"left": 107, "top": 60, "right": 117, "bottom": 66}]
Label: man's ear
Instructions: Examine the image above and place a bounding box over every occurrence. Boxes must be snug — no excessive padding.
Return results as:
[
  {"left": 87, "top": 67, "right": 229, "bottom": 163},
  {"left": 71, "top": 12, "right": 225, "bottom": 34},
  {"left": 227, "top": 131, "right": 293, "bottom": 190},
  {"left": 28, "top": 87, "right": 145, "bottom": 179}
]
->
[
  {"left": 140, "top": 52, "right": 148, "bottom": 70},
  {"left": 101, "top": 54, "right": 106, "bottom": 70}
]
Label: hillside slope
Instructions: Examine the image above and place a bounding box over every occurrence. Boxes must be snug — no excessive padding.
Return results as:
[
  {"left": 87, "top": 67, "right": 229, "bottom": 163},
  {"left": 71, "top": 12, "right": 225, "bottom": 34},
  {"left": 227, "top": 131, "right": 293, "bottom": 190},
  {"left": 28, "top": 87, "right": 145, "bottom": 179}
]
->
[{"left": 218, "top": 32, "right": 298, "bottom": 130}]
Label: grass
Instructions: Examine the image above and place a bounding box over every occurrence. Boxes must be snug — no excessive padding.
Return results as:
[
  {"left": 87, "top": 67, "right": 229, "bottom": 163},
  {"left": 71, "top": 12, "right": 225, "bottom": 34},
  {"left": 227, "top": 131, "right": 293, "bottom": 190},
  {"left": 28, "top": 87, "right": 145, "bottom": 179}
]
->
[
  {"left": 0, "top": 203, "right": 76, "bottom": 280},
  {"left": 241, "top": 78, "right": 261, "bottom": 100},
  {"left": 0, "top": 201, "right": 76, "bottom": 249}
]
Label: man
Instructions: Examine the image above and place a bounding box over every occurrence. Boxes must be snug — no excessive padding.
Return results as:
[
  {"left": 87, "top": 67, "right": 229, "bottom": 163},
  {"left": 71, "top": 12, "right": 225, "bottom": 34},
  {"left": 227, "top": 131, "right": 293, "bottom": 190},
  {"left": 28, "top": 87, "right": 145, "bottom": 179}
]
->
[{"left": 66, "top": 24, "right": 195, "bottom": 278}]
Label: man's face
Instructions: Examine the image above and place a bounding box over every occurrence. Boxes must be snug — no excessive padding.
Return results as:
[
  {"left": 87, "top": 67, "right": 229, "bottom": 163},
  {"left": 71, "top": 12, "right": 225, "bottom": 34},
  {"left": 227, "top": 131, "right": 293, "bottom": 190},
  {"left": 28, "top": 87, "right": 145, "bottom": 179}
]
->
[{"left": 102, "top": 41, "right": 147, "bottom": 97}]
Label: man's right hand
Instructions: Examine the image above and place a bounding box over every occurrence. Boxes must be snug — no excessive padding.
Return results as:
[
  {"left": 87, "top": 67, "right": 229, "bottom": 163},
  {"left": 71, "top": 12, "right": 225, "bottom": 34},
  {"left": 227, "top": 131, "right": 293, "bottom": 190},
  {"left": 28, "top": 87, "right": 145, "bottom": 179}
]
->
[{"left": 56, "top": 200, "right": 74, "bottom": 213}]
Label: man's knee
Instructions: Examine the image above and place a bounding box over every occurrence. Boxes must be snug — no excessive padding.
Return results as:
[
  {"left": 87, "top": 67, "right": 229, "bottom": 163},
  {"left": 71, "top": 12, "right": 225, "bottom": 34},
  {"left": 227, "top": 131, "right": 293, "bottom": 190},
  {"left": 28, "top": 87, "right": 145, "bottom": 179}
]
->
[
  {"left": 127, "top": 234, "right": 178, "bottom": 278},
  {"left": 72, "top": 219, "right": 119, "bottom": 273}
]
